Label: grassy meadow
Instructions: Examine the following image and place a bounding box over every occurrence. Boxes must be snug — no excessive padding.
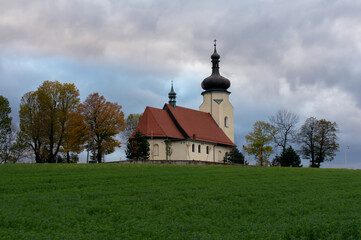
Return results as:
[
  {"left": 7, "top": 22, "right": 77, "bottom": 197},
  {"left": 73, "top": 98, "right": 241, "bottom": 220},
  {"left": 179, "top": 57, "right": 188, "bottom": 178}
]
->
[{"left": 0, "top": 164, "right": 361, "bottom": 239}]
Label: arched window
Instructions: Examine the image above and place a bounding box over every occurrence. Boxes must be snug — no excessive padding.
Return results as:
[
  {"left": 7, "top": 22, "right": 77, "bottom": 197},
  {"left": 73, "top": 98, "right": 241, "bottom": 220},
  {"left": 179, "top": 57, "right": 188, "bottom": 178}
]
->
[
  {"left": 198, "top": 145, "right": 201, "bottom": 153},
  {"left": 154, "top": 144, "right": 159, "bottom": 156},
  {"left": 192, "top": 144, "right": 195, "bottom": 152},
  {"left": 225, "top": 116, "right": 229, "bottom": 128}
]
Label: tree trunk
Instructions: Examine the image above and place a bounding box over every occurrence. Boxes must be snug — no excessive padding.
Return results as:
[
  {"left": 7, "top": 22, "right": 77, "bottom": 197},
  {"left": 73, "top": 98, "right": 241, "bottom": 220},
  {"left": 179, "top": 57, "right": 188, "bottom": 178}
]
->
[{"left": 97, "top": 144, "right": 102, "bottom": 163}]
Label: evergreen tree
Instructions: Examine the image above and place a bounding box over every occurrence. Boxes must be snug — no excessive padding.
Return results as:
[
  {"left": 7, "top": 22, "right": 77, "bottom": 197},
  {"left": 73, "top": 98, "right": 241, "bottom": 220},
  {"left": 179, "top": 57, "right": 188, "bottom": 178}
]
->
[
  {"left": 273, "top": 146, "right": 302, "bottom": 167},
  {"left": 225, "top": 147, "right": 245, "bottom": 164},
  {"left": 126, "top": 130, "right": 149, "bottom": 160}
]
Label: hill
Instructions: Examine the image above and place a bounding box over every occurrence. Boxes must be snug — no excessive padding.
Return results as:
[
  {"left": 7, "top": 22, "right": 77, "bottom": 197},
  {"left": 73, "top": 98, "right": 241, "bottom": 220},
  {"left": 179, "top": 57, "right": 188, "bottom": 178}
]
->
[{"left": 1, "top": 164, "right": 360, "bottom": 239}]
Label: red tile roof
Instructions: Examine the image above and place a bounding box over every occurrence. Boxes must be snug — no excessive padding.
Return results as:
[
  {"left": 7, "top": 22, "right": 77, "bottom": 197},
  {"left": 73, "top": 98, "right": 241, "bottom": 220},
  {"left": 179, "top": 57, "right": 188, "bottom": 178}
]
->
[
  {"left": 132, "top": 104, "right": 235, "bottom": 146},
  {"left": 132, "top": 106, "right": 184, "bottom": 139}
]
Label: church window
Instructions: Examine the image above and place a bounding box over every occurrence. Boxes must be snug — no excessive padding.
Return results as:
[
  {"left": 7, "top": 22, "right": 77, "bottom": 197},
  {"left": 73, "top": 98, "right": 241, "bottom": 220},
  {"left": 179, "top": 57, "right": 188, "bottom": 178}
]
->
[
  {"left": 192, "top": 144, "right": 195, "bottom": 152},
  {"left": 206, "top": 146, "right": 209, "bottom": 154},
  {"left": 154, "top": 144, "right": 159, "bottom": 156},
  {"left": 225, "top": 116, "right": 229, "bottom": 128},
  {"left": 198, "top": 145, "right": 201, "bottom": 153}
]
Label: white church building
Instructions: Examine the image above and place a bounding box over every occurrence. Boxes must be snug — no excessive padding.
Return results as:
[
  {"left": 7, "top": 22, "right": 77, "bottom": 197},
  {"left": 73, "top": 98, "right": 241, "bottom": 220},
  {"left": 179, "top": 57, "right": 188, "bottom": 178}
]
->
[{"left": 132, "top": 42, "right": 235, "bottom": 162}]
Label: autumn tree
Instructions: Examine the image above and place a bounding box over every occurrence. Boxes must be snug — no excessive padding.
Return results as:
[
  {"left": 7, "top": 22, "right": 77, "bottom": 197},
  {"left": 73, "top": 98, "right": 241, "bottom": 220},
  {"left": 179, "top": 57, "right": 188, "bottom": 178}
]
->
[
  {"left": 122, "top": 113, "right": 142, "bottom": 144},
  {"left": 60, "top": 111, "right": 87, "bottom": 163},
  {"left": 74, "top": 93, "right": 125, "bottom": 163},
  {"left": 245, "top": 121, "right": 276, "bottom": 166},
  {"left": 19, "top": 81, "right": 80, "bottom": 163},
  {"left": 126, "top": 130, "right": 150, "bottom": 160},
  {"left": 269, "top": 109, "right": 299, "bottom": 154},
  {"left": 298, "top": 117, "right": 339, "bottom": 168}
]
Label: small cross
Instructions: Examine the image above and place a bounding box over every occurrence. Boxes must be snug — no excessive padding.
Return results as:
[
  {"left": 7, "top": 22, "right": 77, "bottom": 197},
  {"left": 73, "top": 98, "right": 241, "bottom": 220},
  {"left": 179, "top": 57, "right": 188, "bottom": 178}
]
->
[{"left": 214, "top": 39, "right": 217, "bottom": 47}]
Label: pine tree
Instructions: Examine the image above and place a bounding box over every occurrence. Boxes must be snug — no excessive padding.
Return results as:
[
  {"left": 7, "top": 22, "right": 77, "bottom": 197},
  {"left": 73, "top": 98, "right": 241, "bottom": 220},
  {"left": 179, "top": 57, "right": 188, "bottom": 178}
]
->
[
  {"left": 273, "top": 146, "right": 302, "bottom": 167},
  {"left": 225, "top": 147, "right": 245, "bottom": 164},
  {"left": 126, "top": 130, "right": 150, "bottom": 160}
]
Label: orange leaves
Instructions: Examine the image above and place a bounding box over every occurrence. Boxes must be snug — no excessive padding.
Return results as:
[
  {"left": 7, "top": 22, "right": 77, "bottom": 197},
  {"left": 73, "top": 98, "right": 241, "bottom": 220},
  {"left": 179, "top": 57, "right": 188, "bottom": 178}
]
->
[
  {"left": 73, "top": 93, "right": 126, "bottom": 162},
  {"left": 19, "top": 81, "right": 81, "bottom": 163}
]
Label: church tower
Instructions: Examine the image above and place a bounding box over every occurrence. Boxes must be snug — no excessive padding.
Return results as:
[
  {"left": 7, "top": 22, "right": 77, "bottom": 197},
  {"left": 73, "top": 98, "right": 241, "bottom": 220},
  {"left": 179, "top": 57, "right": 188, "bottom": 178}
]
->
[{"left": 199, "top": 40, "right": 234, "bottom": 142}]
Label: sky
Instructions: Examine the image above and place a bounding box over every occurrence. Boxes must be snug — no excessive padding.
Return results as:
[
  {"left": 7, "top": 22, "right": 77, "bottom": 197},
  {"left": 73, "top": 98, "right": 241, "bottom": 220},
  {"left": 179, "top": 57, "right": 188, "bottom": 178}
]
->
[{"left": 1, "top": 0, "right": 361, "bottom": 168}]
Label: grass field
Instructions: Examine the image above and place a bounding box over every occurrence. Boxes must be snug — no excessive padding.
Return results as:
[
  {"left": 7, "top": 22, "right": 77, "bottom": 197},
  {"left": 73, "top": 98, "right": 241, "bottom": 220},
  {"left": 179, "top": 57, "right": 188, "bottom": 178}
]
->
[{"left": 0, "top": 164, "right": 361, "bottom": 239}]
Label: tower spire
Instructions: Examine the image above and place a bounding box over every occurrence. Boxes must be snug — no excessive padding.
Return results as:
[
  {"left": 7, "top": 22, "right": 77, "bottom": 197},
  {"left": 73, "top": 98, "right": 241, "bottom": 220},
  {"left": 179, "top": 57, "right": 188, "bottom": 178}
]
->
[
  {"left": 201, "top": 40, "right": 230, "bottom": 92},
  {"left": 168, "top": 81, "right": 176, "bottom": 108}
]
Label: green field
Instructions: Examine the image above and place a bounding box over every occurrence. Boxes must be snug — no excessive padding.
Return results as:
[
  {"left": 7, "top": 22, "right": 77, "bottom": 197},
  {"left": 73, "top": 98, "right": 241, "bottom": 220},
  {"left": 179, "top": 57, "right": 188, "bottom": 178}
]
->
[{"left": 0, "top": 164, "right": 360, "bottom": 239}]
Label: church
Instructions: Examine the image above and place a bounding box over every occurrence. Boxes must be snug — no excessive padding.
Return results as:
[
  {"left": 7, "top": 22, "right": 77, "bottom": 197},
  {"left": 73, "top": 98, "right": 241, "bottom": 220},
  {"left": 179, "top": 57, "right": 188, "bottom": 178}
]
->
[{"left": 132, "top": 42, "right": 235, "bottom": 162}]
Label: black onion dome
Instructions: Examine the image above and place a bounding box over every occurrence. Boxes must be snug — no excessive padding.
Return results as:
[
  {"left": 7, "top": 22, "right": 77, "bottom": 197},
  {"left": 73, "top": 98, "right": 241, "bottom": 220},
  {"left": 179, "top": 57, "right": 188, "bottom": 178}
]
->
[
  {"left": 201, "top": 73, "right": 230, "bottom": 91},
  {"left": 201, "top": 40, "right": 230, "bottom": 91},
  {"left": 211, "top": 50, "right": 220, "bottom": 59}
]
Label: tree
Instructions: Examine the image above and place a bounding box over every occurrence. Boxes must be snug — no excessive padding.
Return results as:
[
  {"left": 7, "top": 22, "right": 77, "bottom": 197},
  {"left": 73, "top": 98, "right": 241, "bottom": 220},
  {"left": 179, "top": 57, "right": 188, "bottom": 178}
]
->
[
  {"left": 122, "top": 114, "right": 142, "bottom": 144},
  {"left": 19, "top": 81, "right": 80, "bottom": 163},
  {"left": 225, "top": 146, "right": 245, "bottom": 164},
  {"left": 61, "top": 111, "right": 87, "bottom": 163},
  {"left": 126, "top": 130, "right": 150, "bottom": 160},
  {"left": 74, "top": 93, "right": 125, "bottom": 163},
  {"left": 0, "top": 95, "right": 12, "bottom": 163},
  {"left": 269, "top": 109, "right": 299, "bottom": 154},
  {"left": 0, "top": 96, "right": 26, "bottom": 163},
  {"left": 165, "top": 140, "right": 173, "bottom": 160},
  {"left": 273, "top": 146, "right": 302, "bottom": 167},
  {"left": 245, "top": 121, "right": 276, "bottom": 166},
  {"left": 298, "top": 117, "right": 339, "bottom": 168},
  {"left": 19, "top": 91, "right": 45, "bottom": 163}
]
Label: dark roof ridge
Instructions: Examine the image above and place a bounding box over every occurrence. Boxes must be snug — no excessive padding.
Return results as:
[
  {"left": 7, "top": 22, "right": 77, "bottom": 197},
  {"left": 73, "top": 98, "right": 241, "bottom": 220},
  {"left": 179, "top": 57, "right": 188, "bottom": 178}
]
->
[{"left": 163, "top": 104, "right": 188, "bottom": 138}]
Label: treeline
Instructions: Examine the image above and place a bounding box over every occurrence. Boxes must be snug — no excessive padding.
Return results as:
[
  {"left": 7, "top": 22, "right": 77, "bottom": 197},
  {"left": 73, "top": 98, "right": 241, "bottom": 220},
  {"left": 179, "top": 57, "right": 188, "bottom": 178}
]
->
[
  {"left": 0, "top": 81, "right": 127, "bottom": 163},
  {"left": 0, "top": 81, "right": 340, "bottom": 167},
  {"left": 244, "top": 110, "right": 339, "bottom": 168}
]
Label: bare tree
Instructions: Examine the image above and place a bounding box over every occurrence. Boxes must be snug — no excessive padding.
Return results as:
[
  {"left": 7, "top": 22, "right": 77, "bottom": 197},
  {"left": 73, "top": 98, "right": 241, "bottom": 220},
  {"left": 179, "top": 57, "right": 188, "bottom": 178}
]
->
[
  {"left": 122, "top": 114, "right": 142, "bottom": 144},
  {"left": 269, "top": 109, "right": 299, "bottom": 154}
]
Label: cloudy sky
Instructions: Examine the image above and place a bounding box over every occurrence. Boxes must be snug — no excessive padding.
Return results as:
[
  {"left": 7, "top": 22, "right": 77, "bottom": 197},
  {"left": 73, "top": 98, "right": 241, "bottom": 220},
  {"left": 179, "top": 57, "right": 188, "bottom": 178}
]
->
[{"left": 1, "top": 0, "right": 361, "bottom": 168}]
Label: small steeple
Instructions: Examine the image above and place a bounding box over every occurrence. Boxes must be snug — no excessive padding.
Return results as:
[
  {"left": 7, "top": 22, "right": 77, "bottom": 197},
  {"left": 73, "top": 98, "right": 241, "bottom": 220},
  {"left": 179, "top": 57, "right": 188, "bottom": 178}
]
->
[{"left": 168, "top": 81, "right": 176, "bottom": 108}]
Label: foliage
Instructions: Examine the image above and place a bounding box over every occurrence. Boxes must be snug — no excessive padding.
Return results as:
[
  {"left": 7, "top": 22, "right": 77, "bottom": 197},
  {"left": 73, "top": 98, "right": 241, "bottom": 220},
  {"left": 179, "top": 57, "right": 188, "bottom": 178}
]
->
[
  {"left": 273, "top": 146, "right": 302, "bottom": 167},
  {"left": 165, "top": 140, "right": 173, "bottom": 160},
  {"left": 19, "top": 81, "right": 80, "bottom": 163},
  {"left": 57, "top": 152, "right": 79, "bottom": 163},
  {"left": 126, "top": 130, "right": 150, "bottom": 160},
  {"left": 72, "top": 93, "right": 125, "bottom": 163},
  {"left": 298, "top": 117, "right": 339, "bottom": 168},
  {"left": 245, "top": 121, "right": 277, "bottom": 166},
  {"left": 269, "top": 109, "right": 299, "bottom": 154},
  {"left": 1, "top": 164, "right": 361, "bottom": 239},
  {"left": 122, "top": 113, "right": 142, "bottom": 144},
  {"left": 0, "top": 96, "right": 12, "bottom": 163},
  {"left": 225, "top": 146, "right": 245, "bottom": 164},
  {"left": 0, "top": 96, "right": 26, "bottom": 163},
  {"left": 0, "top": 95, "right": 12, "bottom": 135}
]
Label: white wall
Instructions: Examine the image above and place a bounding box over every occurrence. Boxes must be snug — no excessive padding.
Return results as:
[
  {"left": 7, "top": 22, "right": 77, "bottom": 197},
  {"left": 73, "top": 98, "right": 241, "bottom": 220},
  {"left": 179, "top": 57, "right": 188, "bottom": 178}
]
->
[
  {"left": 199, "top": 91, "right": 234, "bottom": 142},
  {"left": 149, "top": 139, "right": 231, "bottom": 162}
]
